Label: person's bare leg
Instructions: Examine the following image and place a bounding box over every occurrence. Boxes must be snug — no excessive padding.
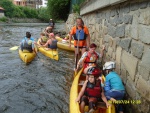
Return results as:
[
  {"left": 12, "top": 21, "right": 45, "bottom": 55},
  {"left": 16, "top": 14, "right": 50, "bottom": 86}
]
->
[
  {"left": 80, "top": 101, "right": 85, "bottom": 113},
  {"left": 81, "top": 48, "right": 86, "bottom": 55}
]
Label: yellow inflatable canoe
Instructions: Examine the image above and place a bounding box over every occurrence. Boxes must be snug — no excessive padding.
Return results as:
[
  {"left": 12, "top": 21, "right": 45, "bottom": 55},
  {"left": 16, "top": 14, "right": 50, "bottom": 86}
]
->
[
  {"left": 19, "top": 49, "right": 36, "bottom": 64},
  {"left": 56, "top": 36, "right": 74, "bottom": 44},
  {"left": 70, "top": 69, "right": 116, "bottom": 113},
  {"left": 57, "top": 41, "right": 75, "bottom": 52},
  {"left": 37, "top": 39, "right": 59, "bottom": 61}
]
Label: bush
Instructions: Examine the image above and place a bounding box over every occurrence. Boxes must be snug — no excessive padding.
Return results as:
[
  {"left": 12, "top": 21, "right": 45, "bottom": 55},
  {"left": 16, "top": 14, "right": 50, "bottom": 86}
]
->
[
  {"left": 47, "top": 0, "right": 70, "bottom": 20},
  {"left": 72, "top": 4, "right": 80, "bottom": 14},
  {"left": 0, "top": 17, "right": 8, "bottom": 22},
  {"left": 38, "top": 7, "right": 50, "bottom": 22}
]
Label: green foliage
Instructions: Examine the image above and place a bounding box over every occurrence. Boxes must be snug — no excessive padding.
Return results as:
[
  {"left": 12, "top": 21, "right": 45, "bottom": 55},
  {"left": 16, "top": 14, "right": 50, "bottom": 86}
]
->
[
  {"left": 0, "top": 17, "right": 8, "bottom": 22},
  {"left": 72, "top": 4, "right": 80, "bottom": 14},
  {"left": 47, "top": 0, "right": 70, "bottom": 20},
  {"left": 0, "top": 0, "right": 38, "bottom": 18},
  {"left": 38, "top": 7, "right": 50, "bottom": 22},
  {"left": 0, "top": 0, "right": 15, "bottom": 18}
]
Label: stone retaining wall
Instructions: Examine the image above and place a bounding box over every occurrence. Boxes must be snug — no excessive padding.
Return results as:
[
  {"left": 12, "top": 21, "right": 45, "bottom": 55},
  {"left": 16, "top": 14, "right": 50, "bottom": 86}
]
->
[{"left": 66, "top": 0, "right": 150, "bottom": 113}]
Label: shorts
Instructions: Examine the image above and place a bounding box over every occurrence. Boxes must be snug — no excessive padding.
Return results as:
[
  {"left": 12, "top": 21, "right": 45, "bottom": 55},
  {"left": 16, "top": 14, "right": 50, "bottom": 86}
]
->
[{"left": 74, "top": 40, "right": 87, "bottom": 48}]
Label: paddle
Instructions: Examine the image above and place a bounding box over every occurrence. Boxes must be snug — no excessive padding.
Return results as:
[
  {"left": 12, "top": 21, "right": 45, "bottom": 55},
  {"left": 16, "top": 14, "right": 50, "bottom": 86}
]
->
[
  {"left": 9, "top": 46, "right": 19, "bottom": 50},
  {"left": 75, "top": 30, "right": 80, "bottom": 76}
]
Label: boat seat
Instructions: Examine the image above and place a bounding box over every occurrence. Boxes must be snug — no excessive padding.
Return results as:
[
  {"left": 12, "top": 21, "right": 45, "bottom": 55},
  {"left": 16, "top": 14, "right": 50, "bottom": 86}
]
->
[
  {"left": 78, "top": 80, "right": 85, "bottom": 86},
  {"left": 97, "top": 102, "right": 107, "bottom": 109}
]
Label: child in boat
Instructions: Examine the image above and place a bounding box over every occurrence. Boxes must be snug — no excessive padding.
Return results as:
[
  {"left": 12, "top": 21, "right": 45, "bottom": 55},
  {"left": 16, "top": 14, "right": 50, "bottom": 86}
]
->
[
  {"left": 38, "top": 32, "right": 49, "bottom": 46},
  {"left": 20, "top": 32, "right": 37, "bottom": 54},
  {"left": 42, "top": 33, "right": 58, "bottom": 50},
  {"left": 75, "top": 43, "right": 105, "bottom": 79},
  {"left": 76, "top": 67, "right": 110, "bottom": 113}
]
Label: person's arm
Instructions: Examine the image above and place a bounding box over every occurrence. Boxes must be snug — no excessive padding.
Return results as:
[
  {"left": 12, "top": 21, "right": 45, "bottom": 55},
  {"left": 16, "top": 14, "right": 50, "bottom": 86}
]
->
[
  {"left": 86, "top": 34, "right": 90, "bottom": 48},
  {"left": 69, "top": 34, "right": 72, "bottom": 46},
  {"left": 101, "top": 89, "right": 110, "bottom": 108},
  {"left": 76, "top": 52, "right": 87, "bottom": 70},
  {"left": 100, "top": 45, "right": 105, "bottom": 58},
  {"left": 76, "top": 80, "right": 88, "bottom": 102},
  {"left": 43, "top": 39, "right": 51, "bottom": 47}
]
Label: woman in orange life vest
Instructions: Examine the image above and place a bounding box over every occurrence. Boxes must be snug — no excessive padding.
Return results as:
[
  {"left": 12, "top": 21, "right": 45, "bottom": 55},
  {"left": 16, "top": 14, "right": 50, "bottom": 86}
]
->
[
  {"left": 76, "top": 67, "right": 110, "bottom": 113},
  {"left": 69, "top": 17, "right": 90, "bottom": 55},
  {"left": 75, "top": 43, "right": 105, "bottom": 78}
]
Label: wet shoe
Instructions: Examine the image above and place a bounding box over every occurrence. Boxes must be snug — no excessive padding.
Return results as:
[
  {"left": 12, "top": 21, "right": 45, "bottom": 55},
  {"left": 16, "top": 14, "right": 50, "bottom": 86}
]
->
[{"left": 88, "top": 108, "right": 95, "bottom": 113}]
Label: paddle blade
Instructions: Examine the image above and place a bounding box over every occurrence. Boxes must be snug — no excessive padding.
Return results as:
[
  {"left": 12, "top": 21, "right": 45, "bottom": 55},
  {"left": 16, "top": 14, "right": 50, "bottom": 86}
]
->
[{"left": 9, "top": 46, "right": 19, "bottom": 50}]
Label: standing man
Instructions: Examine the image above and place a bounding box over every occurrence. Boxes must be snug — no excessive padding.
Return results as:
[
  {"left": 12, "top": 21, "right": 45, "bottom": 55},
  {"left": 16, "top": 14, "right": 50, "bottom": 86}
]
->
[
  {"left": 49, "top": 19, "right": 55, "bottom": 29},
  {"left": 69, "top": 18, "right": 90, "bottom": 56}
]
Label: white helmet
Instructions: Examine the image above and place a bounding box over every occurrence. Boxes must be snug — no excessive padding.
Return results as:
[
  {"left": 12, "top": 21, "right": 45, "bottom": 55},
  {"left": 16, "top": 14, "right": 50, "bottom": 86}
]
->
[{"left": 103, "top": 61, "right": 116, "bottom": 70}]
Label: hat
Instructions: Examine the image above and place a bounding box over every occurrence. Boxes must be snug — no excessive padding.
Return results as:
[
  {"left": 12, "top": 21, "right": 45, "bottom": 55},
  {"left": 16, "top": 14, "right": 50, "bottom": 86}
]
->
[
  {"left": 87, "top": 67, "right": 101, "bottom": 78},
  {"left": 49, "top": 33, "right": 54, "bottom": 37},
  {"left": 103, "top": 61, "right": 116, "bottom": 70}
]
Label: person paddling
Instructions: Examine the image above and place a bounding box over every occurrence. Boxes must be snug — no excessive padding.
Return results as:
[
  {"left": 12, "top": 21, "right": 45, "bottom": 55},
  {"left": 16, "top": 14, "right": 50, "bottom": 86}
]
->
[
  {"left": 20, "top": 32, "right": 37, "bottom": 54},
  {"left": 42, "top": 33, "right": 58, "bottom": 50}
]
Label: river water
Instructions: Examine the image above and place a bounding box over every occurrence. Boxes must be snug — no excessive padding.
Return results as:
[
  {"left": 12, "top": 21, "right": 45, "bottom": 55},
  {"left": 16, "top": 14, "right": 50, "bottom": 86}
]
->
[{"left": 0, "top": 23, "right": 74, "bottom": 113}]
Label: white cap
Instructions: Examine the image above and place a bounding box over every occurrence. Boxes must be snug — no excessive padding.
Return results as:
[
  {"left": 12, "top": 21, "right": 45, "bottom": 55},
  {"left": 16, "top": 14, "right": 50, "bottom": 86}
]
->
[{"left": 103, "top": 61, "right": 116, "bottom": 70}]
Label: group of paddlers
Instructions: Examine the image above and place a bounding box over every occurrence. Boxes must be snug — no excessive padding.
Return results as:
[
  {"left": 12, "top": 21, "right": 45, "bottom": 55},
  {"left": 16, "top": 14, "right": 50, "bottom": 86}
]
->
[
  {"left": 69, "top": 18, "right": 125, "bottom": 113},
  {"left": 20, "top": 19, "right": 57, "bottom": 52},
  {"left": 19, "top": 17, "right": 125, "bottom": 113}
]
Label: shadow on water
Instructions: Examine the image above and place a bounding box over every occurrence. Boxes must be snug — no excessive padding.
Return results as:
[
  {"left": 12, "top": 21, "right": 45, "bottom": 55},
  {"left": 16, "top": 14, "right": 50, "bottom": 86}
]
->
[{"left": 0, "top": 23, "right": 74, "bottom": 113}]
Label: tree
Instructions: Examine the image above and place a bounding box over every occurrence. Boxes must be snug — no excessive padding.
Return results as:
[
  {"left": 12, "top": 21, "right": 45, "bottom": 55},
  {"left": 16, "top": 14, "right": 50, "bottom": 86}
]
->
[
  {"left": 47, "top": 0, "right": 70, "bottom": 20},
  {"left": 0, "top": 0, "right": 15, "bottom": 18}
]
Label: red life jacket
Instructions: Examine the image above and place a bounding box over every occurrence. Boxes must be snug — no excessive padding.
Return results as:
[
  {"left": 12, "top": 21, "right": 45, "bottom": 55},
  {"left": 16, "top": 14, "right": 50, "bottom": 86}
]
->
[
  {"left": 84, "top": 51, "right": 99, "bottom": 64},
  {"left": 85, "top": 80, "right": 102, "bottom": 98}
]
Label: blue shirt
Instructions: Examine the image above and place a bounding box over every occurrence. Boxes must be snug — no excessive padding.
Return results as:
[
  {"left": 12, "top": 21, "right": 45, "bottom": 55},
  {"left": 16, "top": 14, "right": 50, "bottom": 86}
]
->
[
  {"left": 104, "top": 71, "right": 125, "bottom": 91},
  {"left": 21, "top": 37, "right": 34, "bottom": 49},
  {"left": 24, "top": 36, "right": 34, "bottom": 41}
]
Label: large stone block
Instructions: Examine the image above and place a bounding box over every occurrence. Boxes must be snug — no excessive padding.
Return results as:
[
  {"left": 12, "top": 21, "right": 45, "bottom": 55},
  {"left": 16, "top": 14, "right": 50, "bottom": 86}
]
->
[
  {"left": 120, "top": 3, "right": 130, "bottom": 14},
  {"left": 139, "top": 48, "right": 150, "bottom": 81},
  {"left": 108, "top": 25, "right": 116, "bottom": 38},
  {"left": 123, "top": 15, "right": 133, "bottom": 24},
  {"left": 103, "top": 26, "right": 108, "bottom": 35},
  {"left": 112, "top": 38, "right": 117, "bottom": 51},
  {"left": 139, "top": 9, "right": 150, "bottom": 25},
  {"left": 139, "top": 25, "right": 150, "bottom": 44},
  {"left": 116, "top": 25, "right": 125, "bottom": 37},
  {"left": 121, "top": 50, "right": 138, "bottom": 81},
  {"left": 139, "top": 1, "right": 148, "bottom": 9},
  {"left": 109, "top": 16, "right": 117, "bottom": 26},
  {"left": 131, "top": 40, "right": 144, "bottom": 59},
  {"left": 119, "top": 38, "right": 131, "bottom": 52},
  {"left": 126, "top": 76, "right": 137, "bottom": 99},
  {"left": 108, "top": 37, "right": 113, "bottom": 47},
  {"left": 110, "top": 9, "right": 117, "bottom": 17},
  {"left": 95, "top": 23, "right": 100, "bottom": 32},
  {"left": 130, "top": 2, "right": 139, "bottom": 11},
  {"left": 108, "top": 47, "right": 113, "bottom": 57},
  {"left": 105, "top": 10, "right": 110, "bottom": 19},
  {"left": 130, "top": 14, "right": 139, "bottom": 40},
  {"left": 125, "top": 24, "right": 131, "bottom": 38},
  {"left": 121, "top": 64, "right": 127, "bottom": 84},
  {"left": 136, "top": 76, "right": 150, "bottom": 101},
  {"left": 116, "top": 46, "right": 122, "bottom": 65},
  {"left": 103, "top": 35, "right": 109, "bottom": 43}
]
